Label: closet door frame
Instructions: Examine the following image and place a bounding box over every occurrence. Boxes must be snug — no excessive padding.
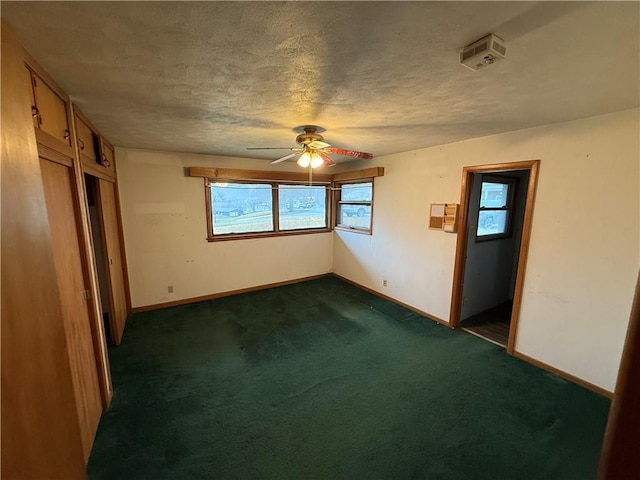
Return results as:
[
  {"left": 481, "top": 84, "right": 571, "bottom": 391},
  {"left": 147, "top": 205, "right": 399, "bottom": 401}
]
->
[
  {"left": 93, "top": 176, "right": 129, "bottom": 345},
  {"left": 46, "top": 85, "right": 113, "bottom": 409}
]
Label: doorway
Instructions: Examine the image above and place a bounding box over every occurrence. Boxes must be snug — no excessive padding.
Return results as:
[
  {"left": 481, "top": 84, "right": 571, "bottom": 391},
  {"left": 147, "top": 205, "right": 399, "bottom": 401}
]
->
[
  {"left": 84, "top": 173, "right": 129, "bottom": 345},
  {"left": 450, "top": 161, "right": 540, "bottom": 353},
  {"left": 84, "top": 174, "right": 113, "bottom": 345}
]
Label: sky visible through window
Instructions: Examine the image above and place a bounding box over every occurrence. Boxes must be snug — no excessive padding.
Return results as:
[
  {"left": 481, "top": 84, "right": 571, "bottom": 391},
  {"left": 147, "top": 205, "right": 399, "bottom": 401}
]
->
[{"left": 477, "top": 181, "right": 509, "bottom": 236}]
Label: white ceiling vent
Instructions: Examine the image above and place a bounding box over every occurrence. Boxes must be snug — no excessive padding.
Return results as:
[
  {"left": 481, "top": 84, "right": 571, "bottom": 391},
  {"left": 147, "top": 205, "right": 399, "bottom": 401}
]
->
[{"left": 460, "top": 34, "right": 506, "bottom": 71}]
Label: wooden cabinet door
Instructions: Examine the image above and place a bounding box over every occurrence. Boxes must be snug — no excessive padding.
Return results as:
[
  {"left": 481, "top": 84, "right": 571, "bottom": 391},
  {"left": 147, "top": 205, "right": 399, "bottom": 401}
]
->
[
  {"left": 100, "top": 138, "right": 117, "bottom": 176},
  {"left": 30, "top": 71, "right": 71, "bottom": 147},
  {"left": 98, "top": 179, "right": 128, "bottom": 345},
  {"left": 40, "top": 157, "right": 102, "bottom": 462},
  {"left": 74, "top": 113, "right": 98, "bottom": 163}
]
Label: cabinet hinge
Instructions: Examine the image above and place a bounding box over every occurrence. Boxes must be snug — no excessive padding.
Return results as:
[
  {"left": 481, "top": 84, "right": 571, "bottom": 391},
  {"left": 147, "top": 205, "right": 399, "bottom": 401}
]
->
[
  {"left": 82, "top": 290, "right": 90, "bottom": 301},
  {"left": 32, "top": 76, "right": 37, "bottom": 87}
]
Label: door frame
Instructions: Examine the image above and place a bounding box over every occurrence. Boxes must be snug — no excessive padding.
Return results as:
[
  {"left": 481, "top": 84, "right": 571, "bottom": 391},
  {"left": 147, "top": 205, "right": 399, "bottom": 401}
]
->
[{"left": 449, "top": 160, "right": 540, "bottom": 354}]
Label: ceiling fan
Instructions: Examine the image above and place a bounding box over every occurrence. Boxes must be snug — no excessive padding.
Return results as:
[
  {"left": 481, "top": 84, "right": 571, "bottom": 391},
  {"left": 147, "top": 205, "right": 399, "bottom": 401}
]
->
[{"left": 247, "top": 125, "right": 373, "bottom": 168}]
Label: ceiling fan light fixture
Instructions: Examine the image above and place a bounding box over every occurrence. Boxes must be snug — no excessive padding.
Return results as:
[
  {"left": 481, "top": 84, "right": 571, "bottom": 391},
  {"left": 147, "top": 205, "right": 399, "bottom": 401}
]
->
[
  {"left": 297, "top": 150, "right": 324, "bottom": 168},
  {"left": 297, "top": 151, "right": 311, "bottom": 168},
  {"left": 310, "top": 152, "right": 324, "bottom": 168}
]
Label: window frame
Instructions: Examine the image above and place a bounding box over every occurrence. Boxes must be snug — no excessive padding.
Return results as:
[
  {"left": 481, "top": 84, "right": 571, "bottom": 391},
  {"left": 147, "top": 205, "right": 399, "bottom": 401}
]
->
[
  {"left": 334, "top": 179, "right": 374, "bottom": 235},
  {"left": 475, "top": 175, "right": 517, "bottom": 242},
  {"left": 205, "top": 178, "right": 331, "bottom": 242}
]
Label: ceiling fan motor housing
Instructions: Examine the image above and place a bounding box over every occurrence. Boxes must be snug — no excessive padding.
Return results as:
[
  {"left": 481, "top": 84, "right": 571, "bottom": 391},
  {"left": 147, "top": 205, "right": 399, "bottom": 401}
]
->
[{"left": 296, "top": 127, "right": 324, "bottom": 146}]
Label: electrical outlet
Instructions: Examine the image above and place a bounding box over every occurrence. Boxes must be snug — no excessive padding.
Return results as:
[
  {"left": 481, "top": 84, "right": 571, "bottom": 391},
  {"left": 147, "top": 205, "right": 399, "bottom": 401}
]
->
[
  {"left": 383, "top": 280, "right": 388, "bottom": 287},
  {"left": 168, "top": 285, "right": 174, "bottom": 293}
]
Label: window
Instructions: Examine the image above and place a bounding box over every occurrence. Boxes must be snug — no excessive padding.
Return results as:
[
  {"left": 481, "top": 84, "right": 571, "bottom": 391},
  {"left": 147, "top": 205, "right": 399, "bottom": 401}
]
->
[
  {"left": 336, "top": 181, "right": 373, "bottom": 233},
  {"left": 278, "top": 185, "right": 327, "bottom": 231},
  {"left": 476, "top": 176, "right": 516, "bottom": 241},
  {"left": 210, "top": 182, "right": 274, "bottom": 235},
  {"left": 194, "top": 166, "right": 384, "bottom": 241},
  {"left": 206, "top": 179, "right": 329, "bottom": 240}
]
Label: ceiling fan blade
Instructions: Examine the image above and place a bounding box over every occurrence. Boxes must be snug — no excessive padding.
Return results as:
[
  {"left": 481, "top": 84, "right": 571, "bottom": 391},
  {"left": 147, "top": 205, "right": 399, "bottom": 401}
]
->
[
  {"left": 270, "top": 152, "right": 300, "bottom": 164},
  {"left": 308, "top": 140, "right": 331, "bottom": 149},
  {"left": 247, "top": 147, "right": 296, "bottom": 150},
  {"left": 318, "top": 152, "right": 336, "bottom": 167},
  {"left": 324, "top": 147, "right": 373, "bottom": 159}
]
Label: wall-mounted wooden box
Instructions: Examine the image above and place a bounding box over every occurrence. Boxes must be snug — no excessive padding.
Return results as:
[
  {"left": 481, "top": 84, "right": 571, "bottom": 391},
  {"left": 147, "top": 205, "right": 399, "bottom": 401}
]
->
[{"left": 429, "top": 203, "right": 459, "bottom": 233}]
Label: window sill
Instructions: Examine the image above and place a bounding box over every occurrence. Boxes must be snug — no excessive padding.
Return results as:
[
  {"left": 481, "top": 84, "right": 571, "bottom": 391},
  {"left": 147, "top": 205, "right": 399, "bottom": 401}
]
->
[
  {"left": 208, "top": 228, "right": 332, "bottom": 242},
  {"left": 475, "top": 233, "right": 512, "bottom": 243},
  {"left": 334, "top": 225, "right": 372, "bottom": 236}
]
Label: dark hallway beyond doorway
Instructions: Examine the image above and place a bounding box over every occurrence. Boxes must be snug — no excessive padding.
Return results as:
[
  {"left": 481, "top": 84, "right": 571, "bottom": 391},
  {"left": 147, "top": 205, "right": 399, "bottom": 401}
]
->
[{"left": 460, "top": 301, "right": 512, "bottom": 347}]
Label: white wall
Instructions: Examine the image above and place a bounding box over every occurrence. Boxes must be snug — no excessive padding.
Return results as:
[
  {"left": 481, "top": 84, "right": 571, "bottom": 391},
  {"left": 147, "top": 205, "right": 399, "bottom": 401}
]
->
[
  {"left": 116, "top": 149, "right": 333, "bottom": 308},
  {"left": 333, "top": 109, "right": 639, "bottom": 392}
]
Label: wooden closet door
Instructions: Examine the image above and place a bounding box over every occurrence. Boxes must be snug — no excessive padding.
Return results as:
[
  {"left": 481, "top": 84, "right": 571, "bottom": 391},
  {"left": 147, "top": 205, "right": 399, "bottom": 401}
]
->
[
  {"left": 40, "top": 158, "right": 102, "bottom": 462},
  {"left": 98, "top": 179, "right": 128, "bottom": 345}
]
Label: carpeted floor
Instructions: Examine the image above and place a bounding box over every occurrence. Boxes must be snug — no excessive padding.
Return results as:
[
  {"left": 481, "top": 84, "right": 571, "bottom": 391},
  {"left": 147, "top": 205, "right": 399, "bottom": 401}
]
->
[{"left": 88, "top": 276, "right": 610, "bottom": 480}]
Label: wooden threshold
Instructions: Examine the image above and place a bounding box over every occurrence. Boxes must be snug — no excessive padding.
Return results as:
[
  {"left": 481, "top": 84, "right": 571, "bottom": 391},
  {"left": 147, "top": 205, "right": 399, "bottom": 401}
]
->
[
  {"left": 461, "top": 327, "right": 506, "bottom": 348},
  {"left": 131, "top": 273, "right": 332, "bottom": 313}
]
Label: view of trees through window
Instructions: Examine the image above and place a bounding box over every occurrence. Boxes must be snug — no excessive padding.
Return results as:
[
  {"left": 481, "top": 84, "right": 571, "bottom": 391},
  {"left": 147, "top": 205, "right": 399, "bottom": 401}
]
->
[{"left": 210, "top": 182, "right": 326, "bottom": 235}]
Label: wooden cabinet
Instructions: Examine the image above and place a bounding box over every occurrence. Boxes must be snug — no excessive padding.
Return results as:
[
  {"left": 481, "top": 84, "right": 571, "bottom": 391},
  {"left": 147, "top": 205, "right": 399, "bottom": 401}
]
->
[
  {"left": 3, "top": 24, "right": 87, "bottom": 479},
  {"left": 25, "top": 65, "right": 73, "bottom": 156},
  {"left": 74, "top": 107, "right": 117, "bottom": 180},
  {"left": 15, "top": 49, "right": 126, "bottom": 467}
]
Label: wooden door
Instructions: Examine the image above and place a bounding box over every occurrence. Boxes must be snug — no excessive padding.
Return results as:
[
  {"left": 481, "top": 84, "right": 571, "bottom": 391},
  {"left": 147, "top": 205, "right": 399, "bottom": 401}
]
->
[
  {"left": 40, "top": 157, "right": 103, "bottom": 462},
  {"left": 97, "top": 179, "right": 128, "bottom": 345}
]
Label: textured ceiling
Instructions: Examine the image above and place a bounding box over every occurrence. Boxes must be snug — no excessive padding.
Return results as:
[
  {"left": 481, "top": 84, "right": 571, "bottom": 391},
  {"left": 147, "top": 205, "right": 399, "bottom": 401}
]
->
[{"left": 2, "top": 1, "right": 639, "bottom": 163}]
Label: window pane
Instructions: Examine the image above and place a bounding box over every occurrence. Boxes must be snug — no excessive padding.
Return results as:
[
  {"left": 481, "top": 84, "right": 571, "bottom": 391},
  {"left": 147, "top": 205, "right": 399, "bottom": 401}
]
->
[
  {"left": 211, "top": 183, "right": 273, "bottom": 234},
  {"left": 342, "top": 182, "right": 372, "bottom": 202},
  {"left": 477, "top": 210, "right": 508, "bottom": 236},
  {"left": 278, "top": 185, "right": 326, "bottom": 231},
  {"left": 338, "top": 204, "right": 372, "bottom": 229},
  {"left": 480, "top": 182, "right": 509, "bottom": 208}
]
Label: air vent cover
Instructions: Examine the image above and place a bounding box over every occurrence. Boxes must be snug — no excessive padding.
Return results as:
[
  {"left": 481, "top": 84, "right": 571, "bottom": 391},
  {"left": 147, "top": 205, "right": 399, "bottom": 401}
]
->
[{"left": 460, "top": 34, "right": 506, "bottom": 71}]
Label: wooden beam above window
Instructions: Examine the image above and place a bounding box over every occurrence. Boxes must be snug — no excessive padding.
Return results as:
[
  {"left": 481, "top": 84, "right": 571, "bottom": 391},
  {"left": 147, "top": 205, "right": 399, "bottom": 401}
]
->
[
  {"left": 188, "top": 166, "right": 384, "bottom": 184},
  {"left": 332, "top": 167, "right": 384, "bottom": 182},
  {"left": 189, "top": 166, "right": 333, "bottom": 184}
]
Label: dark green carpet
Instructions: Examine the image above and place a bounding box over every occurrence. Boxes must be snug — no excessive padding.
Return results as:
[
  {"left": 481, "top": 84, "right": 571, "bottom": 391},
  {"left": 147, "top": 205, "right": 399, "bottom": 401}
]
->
[{"left": 88, "top": 276, "right": 610, "bottom": 479}]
